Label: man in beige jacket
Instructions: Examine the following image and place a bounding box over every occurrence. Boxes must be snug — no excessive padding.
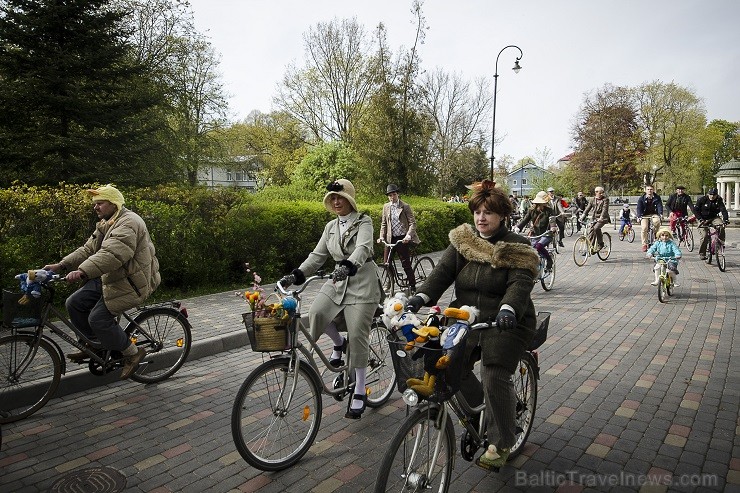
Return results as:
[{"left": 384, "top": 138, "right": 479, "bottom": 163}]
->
[{"left": 44, "top": 185, "right": 160, "bottom": 379}]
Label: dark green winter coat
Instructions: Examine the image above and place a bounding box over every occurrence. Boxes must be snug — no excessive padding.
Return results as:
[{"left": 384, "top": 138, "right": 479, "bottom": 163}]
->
[{"left": 416, "top": 223, "right": 539, "bottom": 373}]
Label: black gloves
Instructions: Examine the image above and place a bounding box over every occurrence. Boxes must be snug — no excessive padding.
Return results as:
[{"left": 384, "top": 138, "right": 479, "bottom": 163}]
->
[
  {"left": 278, "top": 274, "right": 295, "bottom": 287},
  {"left": 406, "top": 295, "right": 424, "bottom": 313},
  {"left": 332, "top": 260, "right": 357, "bottom": 282},
  {"left": 496, "top": 309, "right": 517, "bottom": 331}
]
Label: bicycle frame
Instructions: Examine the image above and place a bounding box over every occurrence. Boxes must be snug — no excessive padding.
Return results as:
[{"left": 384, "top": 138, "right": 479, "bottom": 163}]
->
[{"left": 378, "top": 240, "right": 413, "bottom": 294}]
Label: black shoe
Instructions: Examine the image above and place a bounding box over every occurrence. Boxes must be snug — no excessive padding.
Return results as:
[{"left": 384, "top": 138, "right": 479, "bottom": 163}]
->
[
  {"left": 345, "top": 394, "right": 367, "bottom": 419},
  {"left": 699, "top": 254, "right": 707, "bottom": 260},
  {"left": 330, "top": 337, "right": 347, "bottom": 368},
  {"left": 558, "top": 241, "right": 564, "bottom": 247}
]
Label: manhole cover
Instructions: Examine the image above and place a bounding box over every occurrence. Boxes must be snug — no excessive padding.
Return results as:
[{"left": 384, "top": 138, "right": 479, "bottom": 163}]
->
[{"left": 49, "top": 466, "right": 126, "bottom": 493}]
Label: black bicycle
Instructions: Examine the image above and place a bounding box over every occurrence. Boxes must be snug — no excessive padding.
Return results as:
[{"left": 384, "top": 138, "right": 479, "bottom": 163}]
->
[{"left": 378, "top": 240, "right": 434, "bottom": 296}]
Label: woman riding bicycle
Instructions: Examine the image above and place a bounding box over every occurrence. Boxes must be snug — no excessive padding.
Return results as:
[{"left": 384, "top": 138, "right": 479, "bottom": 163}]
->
[
  {"left": 646, "top": 227, "right": 682, "bottom": 286},
  {"left": 280, "top": 179, "right": 382, "bottom": 420},
  {"left": 514, "top": 190, "right": 557, "bottom": 272},
  {"left": 406, "top": 180, "right": 539, "bottom": 471}
]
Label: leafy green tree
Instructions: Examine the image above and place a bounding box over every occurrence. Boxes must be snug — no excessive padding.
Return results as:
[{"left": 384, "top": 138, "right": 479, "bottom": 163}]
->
[
  {"left": 293, "top": 141, "right": 360, "bottom": 192},
  {"left": 0, "top": 0, "right": 170, "bottom": 186}
]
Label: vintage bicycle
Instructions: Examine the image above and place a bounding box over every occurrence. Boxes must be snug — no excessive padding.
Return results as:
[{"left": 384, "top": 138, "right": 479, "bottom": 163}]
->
[
  {"left": 230, "top": 272, "right": 396, "bottom": 471},
  {"left": 374, "top": 309, "right": 550, "bottom": 492},
  {"left": 564, "top": 209, "right": 579, "bottom": 237},
  {"left": 378, "top": 240, "right": 435, "bottom": 296},
  {"left": 674, "top": 216, "right": 695, "bottom": 251},
  {"left": 572, "top": 220, "right": 612, "bottom": 267},
  {"left": 1, "top": 271, "right": 192, "bottom": 424},
  {"left": 527, "top": 231, "right": 557, "bottom": 291},
  {"left": 699, "top": 222, "right": 726, "bottom": 272}
]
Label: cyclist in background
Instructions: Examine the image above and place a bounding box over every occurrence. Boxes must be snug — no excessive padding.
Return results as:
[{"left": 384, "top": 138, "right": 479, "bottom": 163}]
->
[
  {"left": 618, "top": 203, "right": 633, "bottom": 239},
  {"left": 581, "top": 186, "right": 611, "bottom": 252},
  {"left": 694, "top": 188, "right": 730, "bottom": 260},
  {"left": 546, "top": 187, "right": 566, "bottom": 247},
  {"left": 378, "top": 184, "right": 420, "bottom": 292},
  {"left": 574, "top": 191, "right": 588, "bottom": 232},
  {"left": 636, "top": 185, "right": 664, "bottom": 252},
  {"left": 646, "top": 227, "right": 682, "bottom": 286},
  {"left": 514, "top": 191, "right": 557, "bottom": 272},
  {"left": 665, "top": 185, "right": 695, "bottom": 233},
  {"left": 43, "top": 185, "right": 160, "bottom": 380}
]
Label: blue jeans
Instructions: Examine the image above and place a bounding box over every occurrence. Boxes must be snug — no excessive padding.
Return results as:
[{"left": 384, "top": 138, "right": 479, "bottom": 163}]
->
[{"left": 619, "top": 219, "right": 631, "bottom": 234}]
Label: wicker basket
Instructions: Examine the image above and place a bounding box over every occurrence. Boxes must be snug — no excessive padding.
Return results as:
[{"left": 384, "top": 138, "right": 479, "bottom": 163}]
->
[
  {"left": 242, "top": 311, "right": 290, "bottom": 352},
  {"left": 2, "top": 290, "right": 44, "bottom": 329}
]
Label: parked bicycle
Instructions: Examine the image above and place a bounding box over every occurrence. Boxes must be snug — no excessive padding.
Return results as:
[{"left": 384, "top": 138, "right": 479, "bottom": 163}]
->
[
  {"left": 374, "top": 310, "right": 550, "bottom": 492},
  {"left": 674, "top": 216, "right": 695, "bottom": 252},
  {"left": 572, "top": 220, "right": 612, "bottom": 267},
  {"left": 231, "top": 273, "right": 396, "bottom": 471},
  {"left": 699, "top": 222, "right": 726, "bottom": 271},
  {"left": 528, "top": 232, "right": 557, "bottom": 291},
  {"left": 618, "top": 221, "right": 635, "bottom": 243},
  {"left": 378, "top": 240, "right": 435, "bottom": 296},
  {"left": 1, "top": 272, "right": 192, "bottom": 424}
]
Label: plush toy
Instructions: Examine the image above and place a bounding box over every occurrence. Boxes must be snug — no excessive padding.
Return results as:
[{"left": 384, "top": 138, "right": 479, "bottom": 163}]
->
[
  {"left": 381, "top": 293, "right": 407, "bottom": 330},
  {"left": 392, "top": 310, "right": 423, "bottom": 346},
  {"left": 15, "top": 269, "right": 53, "bottom": 304},
  {"left": 423, "top": 305, "right": 442, "bottom": 328},
  {"left": 405, "top": 325, "right": 443, "bottom": 398},
  {"left": 435, "top": 305, "right": 479, "bottom": 370}
]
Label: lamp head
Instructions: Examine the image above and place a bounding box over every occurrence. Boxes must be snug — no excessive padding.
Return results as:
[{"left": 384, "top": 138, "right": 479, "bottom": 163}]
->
[{"left": 512, "top": 60, "right": 522, "bottom": 74}]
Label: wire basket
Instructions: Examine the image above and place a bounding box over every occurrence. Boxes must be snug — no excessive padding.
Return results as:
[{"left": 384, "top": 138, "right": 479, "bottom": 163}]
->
[
  {"left": 2, "top": 290, "right": 44, "bottom": 329},
  {"left": 387, "top": 325, "right": 469, "bottom": 402},
  {"left": 242, "top": 311, "right": 290, "bottom": 352}
]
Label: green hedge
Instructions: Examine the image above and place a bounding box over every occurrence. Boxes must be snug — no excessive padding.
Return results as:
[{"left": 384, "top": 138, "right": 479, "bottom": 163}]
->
[{"left": 0, "top": 184, "right": 471, "bottom": 297}]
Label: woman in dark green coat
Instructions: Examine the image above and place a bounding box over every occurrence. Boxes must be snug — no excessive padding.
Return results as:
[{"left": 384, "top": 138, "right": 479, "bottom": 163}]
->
[{"left": 407, "top": 180, "right": 539, "bottom": 470}]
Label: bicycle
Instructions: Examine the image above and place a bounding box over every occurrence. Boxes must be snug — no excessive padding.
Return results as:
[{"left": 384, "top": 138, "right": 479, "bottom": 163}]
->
[
  {"left": 640, "top": 215, "right": 660, "bottom": 247},
  {"left": 652, "top": 258, "right": 676, "bottom": 303},
  {"left": 618, "top": 221, "right": 635, "bottom": 243},
  {"left": 572, "top": 220, "right": 611, "bottom": 267},
  {"left": 378, "top": 240, "right": 435, "bottom": 296},
  {"left": 231, "top": 273, "right": 396, "bottom": 471},
  {"left": 528, "top": 231, "right": 557, "bottom": 291},
  {"left": 374, "top": 310, "right": 550, "bottom": 492},
  {"left": 674, "top": 216, "right": 694, "bottom": 252},
  {"left": 564, "top": 209, "right": 579, "bottom": 237},
  {"left": 699, "top": 222, "right": 726, "bottom": 272},
  {"left": 1, "top": 271, "right": 192, "bottom": 424}
]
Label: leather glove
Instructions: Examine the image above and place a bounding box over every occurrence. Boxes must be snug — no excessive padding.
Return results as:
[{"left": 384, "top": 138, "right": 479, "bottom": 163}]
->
[
  {"left": 290, "top": 268, "right": 305, "bottom": 285},
  {"left": 406, "top": 295, "right": 424, "bottom": 313},
  {"left": 278, "top": 274, "right": 295, "bottom": 287},
  {"left": 495, "top": 309, "right": 517, "bottom": 331},
  {"left": 332, "top": 265, "right": 350, "bottom": 282}
]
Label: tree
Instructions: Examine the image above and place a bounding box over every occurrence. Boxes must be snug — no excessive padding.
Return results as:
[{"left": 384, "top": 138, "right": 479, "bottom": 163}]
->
[
  {"left": 293, "top": 141, "right": 360, "bottom": 192},
  {"left": 0, "top": 0, "right": 171, "bottom": 186},
  {"left": 274, "top": 17, "right": 375, "bottom": 144}
]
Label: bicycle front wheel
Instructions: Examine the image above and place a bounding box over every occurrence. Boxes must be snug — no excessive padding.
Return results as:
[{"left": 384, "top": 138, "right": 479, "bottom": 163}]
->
[
  {"left": 626, "top": 227, "right": 635, "bottom": 243},
  {"left": 374, "top": 405, "right": 455, "bottom": 493},
  {"left": 231, "top": 358, "right": 322, "bottom": 471},
  {"left": 510, "top": 352, "right": 538, "bottom": 458},
  {"left": 573, "top": 237, "right": 588, "bottom": 266},
  {"left": 685, "top": 227, "right": 694, "bottom": 251},
  {"left": 412, "top": 256, "right": 435, "bottom": 288},
  {"left": 365, "top": 318, "right": 396, "bottom": 408},
  {"left": 658, "top": 277, "right": 667, "bottom": 303},
  {"left": 564, "top": 219, "right": 574, "bottom": 237},
  {"left": 0, "top": 334, "right": 62, "bottom": 424},
  {"left": 597, "top": 233, "right": 611, "bottom": 261},
  {"left": 128, "top": 307, "right": 192, "bottom": 384},
  {"left": 717, "top": 242, "right": 726, "bottom": 272},
  {"left": 541, "top": 255, "right": 555, "bottom": 291}
]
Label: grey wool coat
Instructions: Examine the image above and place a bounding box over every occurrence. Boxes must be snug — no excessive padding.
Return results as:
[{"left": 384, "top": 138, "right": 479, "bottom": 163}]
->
[
  {"left": 415, "top": 223, "right": 539, "bottom": 373},
  {"left": 60, "top": 207, "right": 160, "bottom": 315}
]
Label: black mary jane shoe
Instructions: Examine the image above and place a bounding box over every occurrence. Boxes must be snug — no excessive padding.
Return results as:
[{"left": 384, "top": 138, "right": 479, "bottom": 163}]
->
[
  {"left": 329, "top": 337, "right": 347, "bottom": 368},
  {"left": 345, "top": 394, "right": 367, "bottom": 419}
]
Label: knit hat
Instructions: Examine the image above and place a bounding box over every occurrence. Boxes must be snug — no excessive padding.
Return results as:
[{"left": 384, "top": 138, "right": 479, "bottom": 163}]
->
[
  {"left": 323, "top": 179, "right": 357, "bottom": 213},
  {"left": 87, "top": 184, "right": 125, "bottom": 223},
  {"left": 531, "top": 191, "right": 549, "bottom": 204}
]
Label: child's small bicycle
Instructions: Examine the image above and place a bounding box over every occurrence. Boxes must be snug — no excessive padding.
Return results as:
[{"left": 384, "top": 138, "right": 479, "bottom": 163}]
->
[
  {"left": 618, "top": 221, "right": 635, "bottom": 243},
  {"left": 653, "top": 258, "right": 676, "bottom": 303}
]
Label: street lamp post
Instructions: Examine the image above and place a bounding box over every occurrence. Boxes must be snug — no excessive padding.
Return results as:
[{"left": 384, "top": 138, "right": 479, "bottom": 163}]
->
[{"left": 490, "top": 44, "right": 523, "bottom": 182}]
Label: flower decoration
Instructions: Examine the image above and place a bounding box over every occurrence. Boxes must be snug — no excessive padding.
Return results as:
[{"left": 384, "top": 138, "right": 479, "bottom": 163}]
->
[{"left": 239, "top": 263, "right": 267, "bottom": 314}]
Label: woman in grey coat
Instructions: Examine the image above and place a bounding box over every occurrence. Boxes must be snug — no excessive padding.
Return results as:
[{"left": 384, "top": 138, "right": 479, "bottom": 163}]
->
[
  {"left": 406, "top": 180, "right": 539, "bottom": 470},
  {"left": 282, "top": 179, "right": 382, "bottom": 419}
]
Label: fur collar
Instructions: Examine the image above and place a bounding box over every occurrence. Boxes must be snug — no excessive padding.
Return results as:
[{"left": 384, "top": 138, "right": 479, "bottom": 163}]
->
[{"left": 449, "top": 224, "right": 540, "bottom": 276}]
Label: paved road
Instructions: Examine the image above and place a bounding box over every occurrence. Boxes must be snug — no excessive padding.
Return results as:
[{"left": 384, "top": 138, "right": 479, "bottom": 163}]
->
[{"left": 1, "top": 227, "right": 739, "bottom": 492}]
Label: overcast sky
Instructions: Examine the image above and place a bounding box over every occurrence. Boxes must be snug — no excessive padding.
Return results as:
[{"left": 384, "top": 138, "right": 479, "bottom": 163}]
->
[{"left": 188, "top": 0, "right": 740, "bottom": 164}]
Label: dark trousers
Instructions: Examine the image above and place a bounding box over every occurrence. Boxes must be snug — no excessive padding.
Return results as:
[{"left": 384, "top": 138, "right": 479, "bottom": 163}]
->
[
  {"left": 65, "top": 278, "right": 129, "bottom": 351},
  {"left": 385, "top": 235, "right": 415, "bottom": 288}
]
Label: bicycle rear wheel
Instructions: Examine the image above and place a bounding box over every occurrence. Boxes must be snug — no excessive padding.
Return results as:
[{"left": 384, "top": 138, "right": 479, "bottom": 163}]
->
[
  {"left": 717, "top": 242, "right": 726, "bottom": 272},
  {"left": 128, "top": 307, "right": 192, "bottom": 384},
  {"left": 0, "top": 334, "right": 62, "bottom": 424},
  {"left": 231, "top": 358, "right": 322, "bottom": 471},
  {"left": 510, "top": 352, "right": 538, "bottom": 459},
  {"left": 412, "top": 256, "right": 435, "bottom": 288},
  {"left": 573, "top": 237, "right": 588, "bottom": 266},
  {"left": 365, "top": 318, "right": 396, "bottom": 408},
  {"left": 374, "top": 405, "right": 455, "bottom": 493},
  {"left": 597, "top": 233, "right": 611, "bottom": 260}
]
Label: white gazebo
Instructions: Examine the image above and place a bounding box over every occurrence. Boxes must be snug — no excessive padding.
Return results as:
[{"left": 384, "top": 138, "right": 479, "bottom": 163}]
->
[{"left": 715, "top": 158, "right": 740, "bottom": 211}]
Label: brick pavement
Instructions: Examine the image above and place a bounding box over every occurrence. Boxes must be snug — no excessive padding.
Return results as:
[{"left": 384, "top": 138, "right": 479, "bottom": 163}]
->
[{"left": 1, "top": 227, "right": 739, "bottom": 492}]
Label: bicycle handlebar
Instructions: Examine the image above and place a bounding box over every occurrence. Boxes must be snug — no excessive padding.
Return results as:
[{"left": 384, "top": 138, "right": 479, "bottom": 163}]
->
[
  {"left": 379, "top": 239, "right": 406, "bottom": 248},
  {"left": 275, "top": 271, "right": 328, "bottom": 296}
]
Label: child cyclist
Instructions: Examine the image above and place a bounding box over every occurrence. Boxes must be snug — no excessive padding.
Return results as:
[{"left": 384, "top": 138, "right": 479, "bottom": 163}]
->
[
  {"left": 646, "top": 227, "right": 682, "bottom": 286},
  {"left": 618, "top": 203, "right": 633, "bottom": 239}
]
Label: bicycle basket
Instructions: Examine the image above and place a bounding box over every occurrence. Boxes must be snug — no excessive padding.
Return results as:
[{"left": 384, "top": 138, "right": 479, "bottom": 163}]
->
[
  {"left": 242, "top": 311, "right": 290, "bottom": 352},
  {"left": 387, "top": 328, "right": 427, "bottom": 393},
  {"left": 529, "top": 311, "right": 550, "bottom": 351},
  {"left": 2, "top": 290, "right": 43, "bottom": 329}
]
